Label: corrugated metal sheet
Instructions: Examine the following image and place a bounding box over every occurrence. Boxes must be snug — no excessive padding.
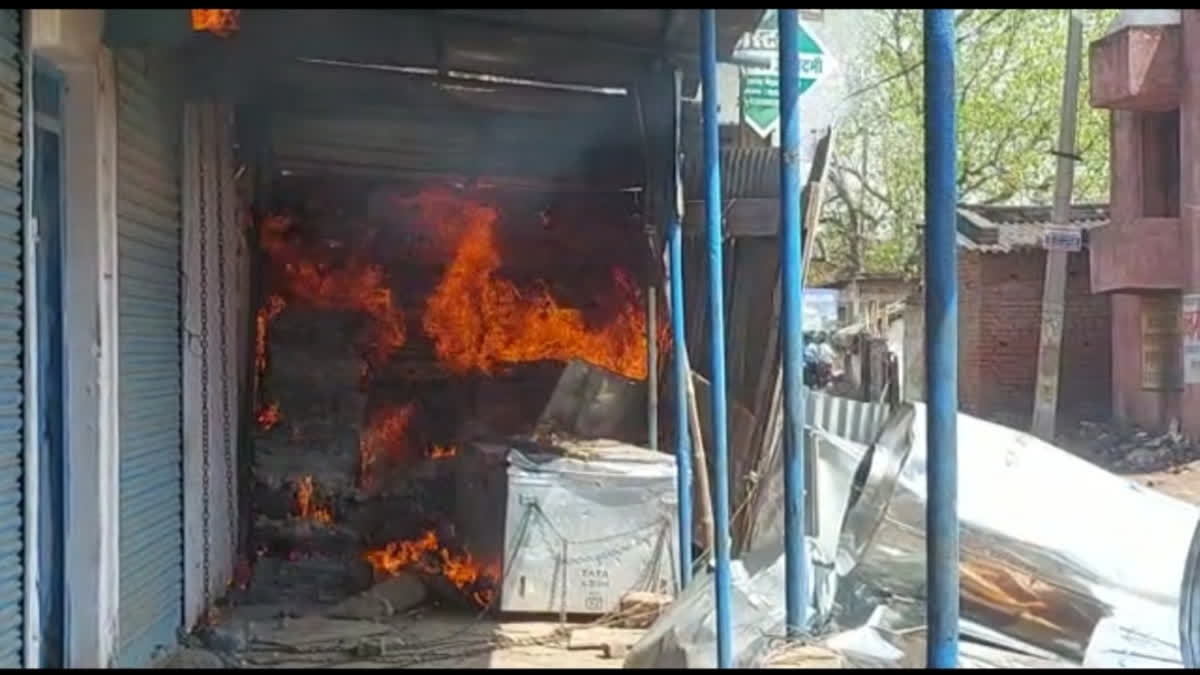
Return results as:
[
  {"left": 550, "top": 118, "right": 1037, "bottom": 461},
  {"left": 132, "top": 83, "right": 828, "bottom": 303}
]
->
[
  {"left": 115, "top": 49, "right": 184, "bottom": 668},
  {"left": 268, "top": 100, "right": 641, "bottom": 190},
  {"left": 682, "top": 146, "right": 779, "bottom": 200},
  {"left": 737, "top": 391, "right": 891, "bottom": 551},
  {"left": 0, "top": 8, "right": 23, "bottom": 668},
  {"left": 955, "top": 203, "right": 1110, "bottom": 253},
  {"left": 806, "top": 390, "right": 891, "bottom": 445}
]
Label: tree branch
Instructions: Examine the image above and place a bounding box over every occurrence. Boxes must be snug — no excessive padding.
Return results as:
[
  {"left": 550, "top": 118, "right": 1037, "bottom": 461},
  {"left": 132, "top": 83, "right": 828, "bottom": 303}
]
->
[
  {"left": 848, "top": 9, "right": 1010, "bottom": 101},
  {"left": 833, "top": 161, "right": 895, "bottom": 213}
]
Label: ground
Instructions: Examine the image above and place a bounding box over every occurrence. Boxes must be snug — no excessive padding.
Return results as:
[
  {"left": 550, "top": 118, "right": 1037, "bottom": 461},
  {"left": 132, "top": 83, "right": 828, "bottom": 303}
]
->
[
  {"left": 163, "top": 605, "right": 644, "bottom": 669},
  {"left": 163, "top": 419, "right": 1200, "bottom": 670},
  {"left": 1056, "top": 420, "right": 1200, "bottom": 505}
]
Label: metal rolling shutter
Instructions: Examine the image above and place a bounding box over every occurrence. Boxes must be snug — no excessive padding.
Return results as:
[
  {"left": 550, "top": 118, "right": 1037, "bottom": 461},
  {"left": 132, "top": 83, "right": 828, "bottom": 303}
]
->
[
  {"left": 0, "top": 8, "right": 23, "bottom": 668},
  {"left": 114, "top": 50, "right": 184, "bottom": 667}
]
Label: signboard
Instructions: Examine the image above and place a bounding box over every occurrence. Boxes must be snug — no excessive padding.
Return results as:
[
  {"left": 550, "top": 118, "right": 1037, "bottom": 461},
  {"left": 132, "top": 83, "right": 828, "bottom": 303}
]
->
[
  {"left": 803, "top": 288, "right": 839, "bottom": 331},
  {"left": 1183, "top": 293, "right": 1200, "bottom": 385},
  {"left": 732, "top": 10, "right": 834, "bottom": 139},
  {"left": 1141, "top": 294, "right": 1183, "bottom": 391},
  {"left": 1042, "top": 226, "right": 1082, "bottom": 252}
]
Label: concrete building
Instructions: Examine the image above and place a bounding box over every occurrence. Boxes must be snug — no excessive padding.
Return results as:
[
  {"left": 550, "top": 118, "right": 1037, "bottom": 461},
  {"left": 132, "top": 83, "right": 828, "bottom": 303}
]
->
[
  {"left": 1089, "top": 9, "right": 1200, "bottom": 434},
  {"left": 820, "top": 273, "right": 911, "bottom": 327}
]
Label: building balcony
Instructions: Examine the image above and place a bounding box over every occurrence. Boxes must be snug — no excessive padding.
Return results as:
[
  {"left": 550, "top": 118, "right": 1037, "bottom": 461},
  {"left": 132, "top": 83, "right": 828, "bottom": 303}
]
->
[{"left": 1090, "top": 24, "right": 1181, "bottom": 112}]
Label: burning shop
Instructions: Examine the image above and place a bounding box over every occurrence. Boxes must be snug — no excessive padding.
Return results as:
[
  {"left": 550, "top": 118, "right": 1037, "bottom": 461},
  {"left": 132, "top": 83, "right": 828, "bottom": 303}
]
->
[{"left": 142, "top": 8, "right": 763, "bottom": 631}]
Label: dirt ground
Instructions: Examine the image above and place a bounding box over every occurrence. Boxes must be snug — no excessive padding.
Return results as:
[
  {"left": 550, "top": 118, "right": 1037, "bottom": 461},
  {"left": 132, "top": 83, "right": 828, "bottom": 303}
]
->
[
  {"left": 163, "top": 604, "right": 645, "bottom": 669},
  {"left": 1127, "top": 459, "right": 1200, "bottom": 505},
  {"left": 161, "top": 421, "right": 1200, "bottom": 670},
  {"left": 1055, "top": 426, "right": 1200, "bottom": 506}
]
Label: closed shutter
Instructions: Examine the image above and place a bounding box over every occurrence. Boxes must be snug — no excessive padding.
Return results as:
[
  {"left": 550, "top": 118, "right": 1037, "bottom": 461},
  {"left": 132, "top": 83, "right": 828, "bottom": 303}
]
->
[
  {"left": 0, "top": 8, "right": 24, "bottom": 668},
  {"left": 114, "top": 50, "right": 184, "bottom": 667}
]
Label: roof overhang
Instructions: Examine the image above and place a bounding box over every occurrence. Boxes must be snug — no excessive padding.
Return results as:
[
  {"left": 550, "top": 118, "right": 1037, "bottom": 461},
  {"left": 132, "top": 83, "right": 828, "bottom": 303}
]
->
[{"left": 105, "top": 9, "right": 763, "bottom": 90}]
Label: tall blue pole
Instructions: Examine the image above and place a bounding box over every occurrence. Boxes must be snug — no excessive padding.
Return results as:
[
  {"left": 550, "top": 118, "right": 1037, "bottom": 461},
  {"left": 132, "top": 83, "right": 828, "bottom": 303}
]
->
[
  {"left": 666, "top": 66, "right": 693, "bottom": 589},
  {"left": 923, "top": 8, "right": 959, "bottom": 670},
  {"left": 777, "top": 8, "right": 809, "bottom": 637},
  {"left": 700, "top": 9, "right": 733, "bottom": 669}
]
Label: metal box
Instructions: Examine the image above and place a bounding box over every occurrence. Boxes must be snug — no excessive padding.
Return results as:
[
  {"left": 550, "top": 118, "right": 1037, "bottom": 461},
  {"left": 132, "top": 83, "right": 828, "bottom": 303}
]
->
[{"left": 454, "top": 439, "right": 679, "bottom": 615}]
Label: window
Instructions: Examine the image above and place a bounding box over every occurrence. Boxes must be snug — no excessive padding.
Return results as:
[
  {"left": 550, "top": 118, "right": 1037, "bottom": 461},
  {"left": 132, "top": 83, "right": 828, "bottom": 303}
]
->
[{"left": 1141, "top": 110, "right": 1180, "bottom": 218}]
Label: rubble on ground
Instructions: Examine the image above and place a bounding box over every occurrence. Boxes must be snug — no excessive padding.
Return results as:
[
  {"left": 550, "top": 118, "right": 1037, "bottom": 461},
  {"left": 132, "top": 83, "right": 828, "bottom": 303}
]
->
[
  {"left": 1071, "top": 419, "right": 1200, "bottom": 474},
  {"left": 615, "top": 591, "right": 673, "bottom": 629},
  {"left": 326, "top": 571, "right": 428, "bottom": 621}
]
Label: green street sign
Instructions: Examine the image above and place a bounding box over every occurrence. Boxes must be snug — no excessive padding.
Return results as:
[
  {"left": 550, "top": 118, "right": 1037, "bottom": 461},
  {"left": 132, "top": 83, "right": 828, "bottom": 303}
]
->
[{"left": 733, "top": 11, "right": 831, "bottom": 139}]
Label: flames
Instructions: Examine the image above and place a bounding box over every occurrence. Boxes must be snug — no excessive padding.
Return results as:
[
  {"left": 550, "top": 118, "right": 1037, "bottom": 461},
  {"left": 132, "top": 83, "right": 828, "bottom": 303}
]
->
[
  {"left": 254, "top": 294, "right": 286, "bottom": 382},
  {"left": 294, "top": 475, "right": 333, "bottom": 525},
  {"left": 190, "top": 9, "right": 240, "bottom": 37},
  {"left": 260, "top": 214, "right": 407, "bottom": 366},
  {"left": 358, "top": 403, "right": 417, "bottom": 490},
  {"left": 255, "top": 188, "right": 657, "bottom": 396},
  {"left": 254, "top": 186, "right": 658, "bottom": 606},
  {"left": 420, "top": 191, "right": 651, "bottom": 380},
  {"left": 364, "top": 530, "right": 498, "bottom": 607},
  {"left": 256, "top": 401, "right": 282, "bottom": 431}
]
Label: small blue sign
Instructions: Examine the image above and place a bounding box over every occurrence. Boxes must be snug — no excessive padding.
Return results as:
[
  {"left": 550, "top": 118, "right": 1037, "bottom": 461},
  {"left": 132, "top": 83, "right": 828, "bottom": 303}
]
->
[{"left": 804, "top": 288, "right": 839, "bottom": 330}]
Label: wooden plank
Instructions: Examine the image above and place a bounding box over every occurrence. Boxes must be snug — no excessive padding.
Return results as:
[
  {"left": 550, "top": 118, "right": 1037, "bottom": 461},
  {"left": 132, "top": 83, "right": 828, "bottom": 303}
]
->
[
  {"left": 736, "top": 128, "right": 835, "bottom": 551},
  {"left": 692, "top": 373, "right": 757, "bottom": 524}
]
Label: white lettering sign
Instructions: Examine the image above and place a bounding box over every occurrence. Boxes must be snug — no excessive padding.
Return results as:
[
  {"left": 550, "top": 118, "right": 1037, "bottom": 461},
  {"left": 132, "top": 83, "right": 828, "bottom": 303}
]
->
[
  {"left": 1183, "top": 294, "right": 1200, "bottom": 385},
  {"left": 1042, "top": 226, "right": 1082, "bottom": 252}
]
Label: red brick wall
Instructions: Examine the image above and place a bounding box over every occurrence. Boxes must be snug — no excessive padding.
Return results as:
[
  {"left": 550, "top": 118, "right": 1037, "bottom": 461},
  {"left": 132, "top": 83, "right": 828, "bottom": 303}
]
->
[{"left": 958, "top": 249, "right": 1112, "bottom": 431}]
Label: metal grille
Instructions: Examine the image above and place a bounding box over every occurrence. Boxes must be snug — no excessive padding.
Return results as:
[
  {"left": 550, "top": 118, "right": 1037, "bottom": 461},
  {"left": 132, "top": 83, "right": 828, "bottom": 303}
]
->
[
  {"left": 0, "top": 8, "right": 25, "bottom": 668},
  {"left": 114, "top": 49, "right": 184, "bottom": 668}
]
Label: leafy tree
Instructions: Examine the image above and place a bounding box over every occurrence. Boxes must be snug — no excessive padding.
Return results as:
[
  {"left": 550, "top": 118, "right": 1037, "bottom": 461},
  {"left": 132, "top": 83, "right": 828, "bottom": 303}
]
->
[{"left": 816, "top": 9, "right": 1119, "bottom": 282}]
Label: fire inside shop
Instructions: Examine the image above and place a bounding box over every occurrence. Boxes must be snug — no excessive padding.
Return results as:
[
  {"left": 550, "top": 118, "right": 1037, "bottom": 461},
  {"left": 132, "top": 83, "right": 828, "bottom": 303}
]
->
[
  {"left": 247, "top": 179, "right": 669, "bottom": 610},
  {"left": 182, "top": 17, "right": 698, "bottom": 616}
]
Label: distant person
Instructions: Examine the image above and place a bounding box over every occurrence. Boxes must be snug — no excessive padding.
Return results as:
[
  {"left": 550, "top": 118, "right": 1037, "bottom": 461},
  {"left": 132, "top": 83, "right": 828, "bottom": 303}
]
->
[{"left": 804, "top": 332, "right": 834, "bottom": 389}]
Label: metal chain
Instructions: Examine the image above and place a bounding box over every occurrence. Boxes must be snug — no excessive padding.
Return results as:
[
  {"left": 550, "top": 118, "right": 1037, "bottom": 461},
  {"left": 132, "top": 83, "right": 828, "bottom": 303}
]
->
[
  {"left": 216, "top": 106, "right": 237, "bottom": 607},
  {"left": 196, "top": 106, "right": 214, "bottom": 624}
]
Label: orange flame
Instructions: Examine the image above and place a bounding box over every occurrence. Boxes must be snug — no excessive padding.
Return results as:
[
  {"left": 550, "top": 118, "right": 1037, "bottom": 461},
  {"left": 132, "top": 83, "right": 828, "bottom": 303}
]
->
[
  {"left": 420, "top": 192, "right": 650, "bottom": 379},
  {"left": 255, "top": 295, "right": 286, "bottom": 377},
  {"left": 429, "top": 445, "right": 457, "bottom": 460},
  {"left": 260, "top": 214, "right": 407, "bottom": 365},
  {"left": 294, "top": 475, "right": 333, "bottom": 524},
  {"left": 191, "top": 9, "right": 240, "bottom": 36},
  {"left": 358, "top": 403, "right": 417, "bottom": 491},
  {"left": 364, "top": 530, "right": 498, "bottom": 607},
  {"left": 256, "top": 401, "right": 282, "bottom": 431}
]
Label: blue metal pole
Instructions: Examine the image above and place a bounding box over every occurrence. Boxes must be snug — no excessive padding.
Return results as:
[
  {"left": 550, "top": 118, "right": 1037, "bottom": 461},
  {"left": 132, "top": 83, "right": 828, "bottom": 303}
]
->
[
  {"left": 777, "top": 8, "right": 809, "bottom": 638},
  {"left": 666, "top": 66, "right": 694, "bottom": 590},
  {"left": 700, "top": 9, "right": 733, "bottom": 669},
  {"left": 923, "top": 8, "right": 959, "bottom": 670}
]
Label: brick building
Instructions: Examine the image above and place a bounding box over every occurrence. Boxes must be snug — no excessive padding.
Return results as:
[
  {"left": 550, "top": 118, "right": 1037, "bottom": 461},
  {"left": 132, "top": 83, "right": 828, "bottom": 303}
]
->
[
  {"left": 1088, "top": 10, "right": 1200, "bottom": 435},
  {"left": 821, "top": 274, "right": 911, "bottom": 327},
  {"left": 908, "top": 204, "right": 1113, "bottom": 431}
]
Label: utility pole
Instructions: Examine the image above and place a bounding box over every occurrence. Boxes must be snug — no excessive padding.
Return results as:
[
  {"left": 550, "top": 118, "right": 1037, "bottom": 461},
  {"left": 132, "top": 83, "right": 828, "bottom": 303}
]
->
[{"left": 1031, "top": 10, "right": 1084, "bottom": 440}]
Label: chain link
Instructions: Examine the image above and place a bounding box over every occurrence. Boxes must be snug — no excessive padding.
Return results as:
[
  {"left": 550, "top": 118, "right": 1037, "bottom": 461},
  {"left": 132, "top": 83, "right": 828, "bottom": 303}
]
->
[{"left": 197, "top": 106, "right": 214, "bottom": 624}]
